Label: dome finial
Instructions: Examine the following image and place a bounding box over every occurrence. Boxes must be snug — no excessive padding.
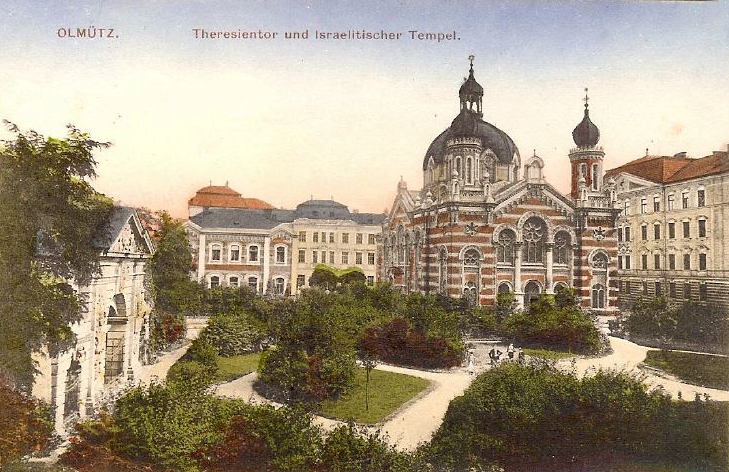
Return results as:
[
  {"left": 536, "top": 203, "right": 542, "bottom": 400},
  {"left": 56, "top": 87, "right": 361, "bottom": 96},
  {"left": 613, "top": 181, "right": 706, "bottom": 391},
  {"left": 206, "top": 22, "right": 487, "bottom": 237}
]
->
[{"left": 572, "top": 87, "right": 600, "bottom": 147}]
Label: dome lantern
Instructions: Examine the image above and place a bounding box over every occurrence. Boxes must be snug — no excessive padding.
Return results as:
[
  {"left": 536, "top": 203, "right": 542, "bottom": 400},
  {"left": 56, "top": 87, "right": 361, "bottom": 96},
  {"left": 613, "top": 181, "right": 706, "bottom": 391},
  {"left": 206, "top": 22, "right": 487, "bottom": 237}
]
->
[{"left": 459, "top": 55, "right": 483, "bottom": 117}]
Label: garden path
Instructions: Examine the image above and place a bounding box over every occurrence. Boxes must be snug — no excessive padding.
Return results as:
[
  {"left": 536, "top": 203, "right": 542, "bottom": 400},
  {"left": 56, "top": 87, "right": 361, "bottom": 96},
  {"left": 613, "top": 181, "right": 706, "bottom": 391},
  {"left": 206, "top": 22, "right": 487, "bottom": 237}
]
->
[
  {"left": 214, "top": 365, "right": 472, "bottom": 451},
  {"left": 565, "top": 335, "right": 729, "bottom": 402},
  {"left": 137, "top": 317, "right": 206, "bottom": 386}
]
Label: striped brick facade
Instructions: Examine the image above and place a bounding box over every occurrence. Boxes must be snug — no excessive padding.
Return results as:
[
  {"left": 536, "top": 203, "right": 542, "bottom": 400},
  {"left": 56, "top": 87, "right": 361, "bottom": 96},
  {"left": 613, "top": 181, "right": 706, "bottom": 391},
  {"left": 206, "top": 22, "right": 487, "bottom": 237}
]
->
[{"left": 381, "top": 63, "right": 620, "bottom": 312}]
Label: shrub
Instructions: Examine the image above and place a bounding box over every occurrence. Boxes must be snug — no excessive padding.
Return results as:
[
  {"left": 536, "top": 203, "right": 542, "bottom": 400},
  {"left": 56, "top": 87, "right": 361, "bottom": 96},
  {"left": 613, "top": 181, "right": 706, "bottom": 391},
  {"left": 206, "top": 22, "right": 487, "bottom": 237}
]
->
[
  {"left": 0, "top": 383, "right": 54, "bottom": 467},
  {"left": 359, "top": 317, "right": 462, "bottom": 369},
  {"left": 197, "top": 403, "right": 321, "bottom": 472},
  {"left": 428, "top": 362, "right": 728, "bottom": 472},
  {"left": 318, "top": 422, "right": 419, "bottom": 472},
  {"left": 149, "top": 310, "right": 186, "bottom": 352},
  {"left": 182, "top": 338, "right": 218, "bottom": 369},
  {"left": 503, "top": 293, "right": 603, "bottom": 354},
  {"left": 198, "top": 312, "right": 266, "bottom": 356},
  {"left": 111, "top": 379, "right": 228, "bottom": 471}
]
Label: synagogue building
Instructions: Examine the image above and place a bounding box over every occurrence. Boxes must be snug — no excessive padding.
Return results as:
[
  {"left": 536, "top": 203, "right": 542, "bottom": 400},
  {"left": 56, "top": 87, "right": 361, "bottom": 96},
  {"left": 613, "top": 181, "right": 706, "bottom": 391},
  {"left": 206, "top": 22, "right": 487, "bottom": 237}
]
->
[{"left": 382, "top": 59, "right": 621, "bottom": 311}]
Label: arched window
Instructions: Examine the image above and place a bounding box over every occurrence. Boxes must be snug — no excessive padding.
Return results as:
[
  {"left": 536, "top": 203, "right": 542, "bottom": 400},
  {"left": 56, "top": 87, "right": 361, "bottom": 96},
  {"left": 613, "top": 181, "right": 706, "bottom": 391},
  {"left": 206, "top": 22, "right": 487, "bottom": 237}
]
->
[
  {"left": 275, "top": 246, "right": 286, "bottom": 264},
  {"left": 497, "top": 282, "right": 512, "bottom": 294},
  {"left": 496, "top": 229, "right": 515, "bottom": 264},
  {"left": 455, "top": 157, "right": 462, "bottom": 177},
  {"left": 463, "top": 281, "right": 477, "bottom": 306},
  {"left": 592, "top": 252, "right": 608, "bottom": 271},
  {"left": 466, "top": 157, "right": 473, "bottom": 184},
  {"left": 248, "top": 276, "right": 259, "bottom": 292},
  {"left": 553, "top": 232, "right": 571, "bottom": 265},
  {"left": 210, "top": 243, "right": 222, "bottom": 262},
  {"left": 522, "top": 217, "right": 545, "bottom": 264},
  {"left": 524, "top": 280, "right": 541, "bottom": 307},
  {"left": 274, "top": 277, "right": 285, "bottom": 295},
  {"left": 210, "top": 275, "right": 220, "bottom": 288},
  {"left": 248, "top": 245, "right": 259, "bottom": 262},
  {"left": 591, "top": 163, "right": 598, "bottom": 190},
  {"left": 229, "top": 244, "right": 240, "bottom": 262},
  {"left": 438, "top": 247, "right": 448, "bottom": 294},
  {"left": 554, "top": 282, "right": 569, "bottom": 294},
  {"left": 591, "top": 284, "right": 606, "bottom": 309},
  {"left": 229, "top": 276, "right": 239, "bottom": 288},
  {"left": 463, "top": 248, "right": 480, "bottom": 267}
]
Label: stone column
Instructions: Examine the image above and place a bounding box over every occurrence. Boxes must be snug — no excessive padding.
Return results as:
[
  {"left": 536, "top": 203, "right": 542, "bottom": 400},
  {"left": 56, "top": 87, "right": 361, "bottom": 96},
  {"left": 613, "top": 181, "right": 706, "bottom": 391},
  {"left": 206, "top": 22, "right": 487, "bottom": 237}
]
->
[
  {"left": 545, "top": 242, "right": 554, "bottom": 293},
  {"left": 514, "top": 242, "right": 524, "bottom": 309},
  {"left": 197, "top": 233, "right": 206, "bottom": 282},
  {"left": 263, "top": 236, "right": 271, "bottom": 294}
]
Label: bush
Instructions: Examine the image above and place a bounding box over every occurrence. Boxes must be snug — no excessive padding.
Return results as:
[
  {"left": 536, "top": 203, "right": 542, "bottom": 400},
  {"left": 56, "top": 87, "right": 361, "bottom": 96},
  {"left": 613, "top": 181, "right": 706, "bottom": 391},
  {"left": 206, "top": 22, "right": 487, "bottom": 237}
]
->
[
  {"left": 149, "top": 310, "right": 186, "bottom": 352},
  {"left": 182, "top": 338, "right": 218, "bottom": 369},
  {"left": 359, "top": 317, "right": 462, "bottom": 369},
  {"left": 111, "top": 379, "right": 230, "bottom": 471},
  {"left": 198, "top": 312, "right": 266, "bottom": 356},
  {"left": 197, "top": 403, "right": 321, "bottom": 472},
  {"left": 428, "top": 362, "right": 728, "bottom": 472},
  {"left": 625, "top": 297, "right": 729, "bottom": 350},
  {"left": 318, "top": 422, "right": 420, "bottom": 472},
  {"left": 0, "top": 383, "right": 54, "bottom": 467},
  {"left": 503, "top": 293, "right": 603, "bottom": 354}
]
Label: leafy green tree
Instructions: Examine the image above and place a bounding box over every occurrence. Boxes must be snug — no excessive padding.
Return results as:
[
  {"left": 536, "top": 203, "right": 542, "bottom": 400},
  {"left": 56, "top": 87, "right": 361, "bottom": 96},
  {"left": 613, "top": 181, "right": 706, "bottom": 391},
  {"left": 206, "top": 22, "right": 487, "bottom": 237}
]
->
[
  {"left": 258, "top": 289, "right": 356, "bottom": 401},
  {"left": 503, "top": 293, "right": 602, "bottom": 354},
  {"left": 147, "top": 212, "right": 201, "bottom": 349},
  {"left": 198, "top": 312, "right": 267, "bottom": 356},
  {"left": 309, "top": 264, "right": 338, "bottom": 290},
  {"left": 0, "top": 123, "right": 113, "bottom": 390}
]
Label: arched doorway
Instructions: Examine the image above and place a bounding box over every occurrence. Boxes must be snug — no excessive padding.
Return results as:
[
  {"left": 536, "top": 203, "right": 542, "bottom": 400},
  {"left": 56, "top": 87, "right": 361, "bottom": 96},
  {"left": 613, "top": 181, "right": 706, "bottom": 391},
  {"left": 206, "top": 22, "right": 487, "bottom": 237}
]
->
[
  {"left": 463, "top": 281, "right": 477, "bottom": 306},
  {"left": 524, "top": 281, "right": 541, "bottom": 307},
  {"left": 105, "top": 294, "right": 128, "bottom": 384}
]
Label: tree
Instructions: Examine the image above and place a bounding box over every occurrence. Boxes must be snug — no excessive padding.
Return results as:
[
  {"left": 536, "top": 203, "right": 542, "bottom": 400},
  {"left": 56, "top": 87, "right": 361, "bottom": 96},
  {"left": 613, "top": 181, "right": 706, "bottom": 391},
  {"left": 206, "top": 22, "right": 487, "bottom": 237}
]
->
[
  {"left": 148, "top": 212, "right": 199, "bottom": 313},
  {"left": 0, "top": 123, "right": 112, "bottom": 390},
  {"left": 147, "top": 213, "right": 199, "bottom": 350}
]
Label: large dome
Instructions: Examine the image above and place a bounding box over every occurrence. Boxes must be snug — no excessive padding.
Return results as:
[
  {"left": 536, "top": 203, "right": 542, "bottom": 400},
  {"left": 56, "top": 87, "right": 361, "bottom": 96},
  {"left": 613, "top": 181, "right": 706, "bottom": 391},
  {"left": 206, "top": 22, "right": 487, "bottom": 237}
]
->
[{"left": 422, "top": 108, "right": 519, "bottom": 170}]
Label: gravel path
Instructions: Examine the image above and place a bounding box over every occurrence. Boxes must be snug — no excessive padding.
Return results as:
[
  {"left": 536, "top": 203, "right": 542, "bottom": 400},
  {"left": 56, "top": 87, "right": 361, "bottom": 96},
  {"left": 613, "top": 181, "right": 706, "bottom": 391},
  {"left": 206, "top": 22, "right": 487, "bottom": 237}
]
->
[
  {"left": 566, "top": 336, "right": 729, "bottom": 401},
  {"left": 215, "top": 364, "right": 472, "bottom": 451}
]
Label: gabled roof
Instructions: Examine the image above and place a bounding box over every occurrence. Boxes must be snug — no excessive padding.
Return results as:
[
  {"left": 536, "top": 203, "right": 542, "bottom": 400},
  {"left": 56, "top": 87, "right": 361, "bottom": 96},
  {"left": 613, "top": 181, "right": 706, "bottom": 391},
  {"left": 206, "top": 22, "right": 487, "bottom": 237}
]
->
[
  {"left": 93, "top": 206, "right": 154, "bottom": 254},
  {"left": 188, "top": 185, "right": 275, "bottom": 210},
  {"left": 605, "top": 151, "right": 729, "bottom": 184},
  {"left": 93, "top": 206, "right": 136, "bottom": 249}
]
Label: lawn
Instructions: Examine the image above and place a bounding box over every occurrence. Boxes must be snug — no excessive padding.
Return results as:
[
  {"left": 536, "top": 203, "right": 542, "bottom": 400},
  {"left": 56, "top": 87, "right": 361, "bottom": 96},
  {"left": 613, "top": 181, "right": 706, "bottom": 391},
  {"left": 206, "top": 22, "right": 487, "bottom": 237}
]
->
[
  {"left": 318, "top": 367, "right": 430, "bottom": 425},
  {"left": 522, "top": 348, "right": 575, "bottom": 360},
  {"left": 643, "top": 350, "right": 729, "bottom": 390},
  {"left": 214, "top": 353, "right": 261, "bottom": 382}
]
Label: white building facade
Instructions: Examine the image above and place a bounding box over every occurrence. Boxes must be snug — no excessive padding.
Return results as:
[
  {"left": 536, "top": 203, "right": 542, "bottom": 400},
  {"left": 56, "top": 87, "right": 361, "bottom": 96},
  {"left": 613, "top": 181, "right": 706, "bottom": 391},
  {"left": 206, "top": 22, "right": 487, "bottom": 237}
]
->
[
  {"left": 607, "top": 149, "right": 729, "bottom": 311},
  {"left": 32, "top": 206, "right": 154, "bottom": 433},
  {"left": 184, "top": 197, "right": 385, "bottom": 296}
]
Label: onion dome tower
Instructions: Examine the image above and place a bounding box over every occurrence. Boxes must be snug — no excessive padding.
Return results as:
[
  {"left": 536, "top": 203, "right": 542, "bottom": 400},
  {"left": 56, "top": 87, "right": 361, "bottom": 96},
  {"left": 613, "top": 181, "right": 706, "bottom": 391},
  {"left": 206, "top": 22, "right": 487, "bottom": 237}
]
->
[
  {"left": 569, "top": 88, "right": 605, "bottom": 200},
  {"left": 422, "top": 56, "right": 520, "bottom": 202}
]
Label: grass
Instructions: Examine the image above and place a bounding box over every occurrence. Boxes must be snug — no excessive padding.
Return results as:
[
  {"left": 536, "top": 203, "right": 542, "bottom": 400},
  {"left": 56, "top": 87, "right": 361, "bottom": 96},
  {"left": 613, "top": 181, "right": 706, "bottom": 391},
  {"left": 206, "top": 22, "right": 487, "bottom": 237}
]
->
[
  {"left": 318, "top": 367, "right": 430, "bottom": 425},
  {"left": 643, "top": 350, "right": 729, "bottom": 390},
  {"left": 213, "top": 353, "right": 261, "bottom": 382},
  {"left": 522, "top": 348, "right": 576, "bottom": 360}
]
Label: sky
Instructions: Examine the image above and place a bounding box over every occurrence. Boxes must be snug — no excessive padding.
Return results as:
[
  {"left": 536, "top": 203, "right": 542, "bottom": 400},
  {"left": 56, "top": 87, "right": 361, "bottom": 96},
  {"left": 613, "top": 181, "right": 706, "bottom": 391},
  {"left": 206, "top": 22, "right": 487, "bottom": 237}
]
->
[{"left": 1, "top": 0, "right": 727, "bottom": 218}]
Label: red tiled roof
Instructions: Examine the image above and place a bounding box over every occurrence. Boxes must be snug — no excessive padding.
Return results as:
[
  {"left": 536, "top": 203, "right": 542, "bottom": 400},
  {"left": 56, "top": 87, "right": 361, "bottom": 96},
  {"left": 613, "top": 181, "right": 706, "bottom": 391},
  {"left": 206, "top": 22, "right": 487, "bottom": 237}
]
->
[
  {"left": 605, "top": 151, "right": 728, "bottom": 184},
  {"left": 666, "top": 152, "right": 729, "bottom": 183},
  {"left": 188, "top": 185, "right": 275, "bottom": 210}
]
